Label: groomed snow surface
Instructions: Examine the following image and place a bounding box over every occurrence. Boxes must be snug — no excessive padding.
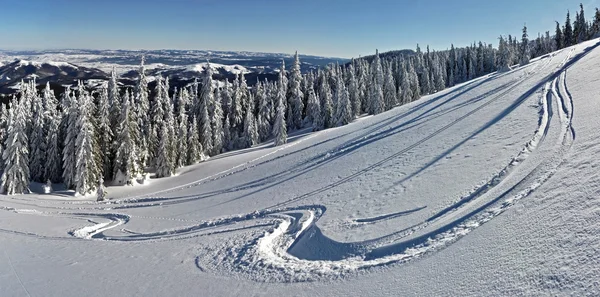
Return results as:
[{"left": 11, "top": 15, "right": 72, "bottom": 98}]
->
[{"left": 1, "top": 40, "right": 600, "bottom": 296}]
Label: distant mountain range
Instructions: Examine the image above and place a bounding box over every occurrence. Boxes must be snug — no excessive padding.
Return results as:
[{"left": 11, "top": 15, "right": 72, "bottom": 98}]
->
[{"left": 0, "top": 49, "right": 349, "bottom": 95}]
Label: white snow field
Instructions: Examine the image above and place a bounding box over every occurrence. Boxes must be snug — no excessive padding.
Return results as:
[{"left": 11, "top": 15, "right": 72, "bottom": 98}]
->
[{"left": 1, "top": 40, "right": 600, "bottom": 296}]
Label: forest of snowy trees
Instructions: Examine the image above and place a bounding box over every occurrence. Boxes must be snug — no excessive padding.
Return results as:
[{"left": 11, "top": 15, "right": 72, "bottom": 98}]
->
[{"left": 1, "top": 3, "right": 599, "bottom": 197}]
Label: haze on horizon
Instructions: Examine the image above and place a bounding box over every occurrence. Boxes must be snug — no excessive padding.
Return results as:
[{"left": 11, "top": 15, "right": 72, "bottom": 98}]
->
[{"left": 0, "top": 0, "right": 593, "bottom": 58}]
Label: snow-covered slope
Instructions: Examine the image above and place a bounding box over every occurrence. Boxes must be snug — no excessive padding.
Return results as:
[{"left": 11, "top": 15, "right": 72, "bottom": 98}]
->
[{"left": 1, "top": 40, "right": 599, "bottom": 296}]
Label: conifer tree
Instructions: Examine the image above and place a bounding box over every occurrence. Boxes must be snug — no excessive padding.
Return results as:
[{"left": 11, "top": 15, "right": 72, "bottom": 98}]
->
[
  {"left": 272, "top": 83, "right": 287, "bottom": 146},
  {"left": 346, "top": 62, "right": 360, "bottom": 117},
  {"left": 555, "top": 21, "right": 564, "bottom": 50},
  {"left": 1, "top": 98, "right": 30, "bottom": 195},
  {"left": 113, "top": 90, "right": 140, "bottom": 184},
  {"left": 212, "top": 88, "right": 224, "bottom": 155},
  {"left": 334, "top": 73, "right": 352, "bottom": 127},
  {"left": 286, "top": 51, "right": 304, "bottom": 130},
  {"left": 155, "top": 122, "right": 173, "bottom": 178},
  {"left": 29, "top": 86, "right": 46, "bottom": 182},
  {"left": 369, "top": 50, "right": 385, "bottom": 115},
  {"left": 256, "top": 80, "right": 271, "bottom": 141},
  {"left": 149, "top": 76, "right": 164, "bottom": 166},
  {"left": 520, "top": 24, "right": 530, "bottom": 66},
  {"left": 319, "top": 70, "right": 333, "bottom": 128},
  {"left": 96, "top": 83, "right": 112, "bottom": 180},
  {"left": 175, "top": 88, "right": 189, "bottom": 168},
  {"left": 62, "top": 87, "right": 79, "bottom": 189},
  {"left": 383, "top": 64, "right": 397, "bottom": 110},
  {"left": 134, "top": 57, "right": 150, "bottom": 170},
  {"left": 243, "top": 94, "right": 259, "bottom": 147},
  {"left": 564, "top": 11, "right": 574, "bottom": 47},
  {"left": 186, "top": 115, "right": 203, "bottom": 165},
  {"left": 75, "top": 88, "right": 100, "bottom": 195},
  {"left": 306, "top": 74, "right": 322, "bottom": 130},
  {"left": 199, "top": 62, "right": 214, "bottom": 155}
]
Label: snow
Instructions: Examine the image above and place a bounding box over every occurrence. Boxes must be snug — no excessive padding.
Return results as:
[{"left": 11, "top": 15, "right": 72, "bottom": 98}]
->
[
  {"left": 187, "top": 62, "right": 251, "bottom": 75},
  {"left": 14, "top": 59, "right": 77, "bottom": 69},
  {"left": 1, "top": 39, "right": 600, "bottom": 296}
]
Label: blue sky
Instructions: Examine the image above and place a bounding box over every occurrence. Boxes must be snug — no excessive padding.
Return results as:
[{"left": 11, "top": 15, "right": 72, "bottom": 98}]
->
[{"left": 0, "top": 0, "right": 595, "bottom": 58}]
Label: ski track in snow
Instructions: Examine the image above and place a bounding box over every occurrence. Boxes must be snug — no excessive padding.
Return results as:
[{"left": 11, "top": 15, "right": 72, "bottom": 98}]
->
[{"left": 0, "top": 44, "right": 588, "bottom": 283}]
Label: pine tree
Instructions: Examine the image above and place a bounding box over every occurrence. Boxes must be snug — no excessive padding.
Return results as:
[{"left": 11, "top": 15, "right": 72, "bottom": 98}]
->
[
  {"left": 1, "top": 98, "right": 30, "bottom": 195},
  {"left": 212, "top": 88, "right": 224, "bottom": 155},
  {"left": 286, "top": 51, "right": 304, "bottom": 130},
  {"left": 155, "top": 122, "right": 174, "bottom": 178},
  {"left": 369, "top": 50, "right": 385, "bottom": 115},
  {"left": 272, "top": 84, "right": 287, "bottom": 147},
  {"left": 162, "top": 77, "right": 176, "bottom": 167},
  {"left": 256, "top": 80, "right": 271, "bottom": 141},
  {"left": 186, "top": 115, "right": 203, "bottom": 165},
  {"left": 555, "top": 21, "right": 564, "bottom": 49},
  {"left": 306, "top": 74, "right": 322, "bottom": 130},
  {"left": 577, "top": 3, "right": 588, "bottom": 42},
  {"left": 592, "top": 8, "right": 600, "bottom": 38},
  {"left": 565, "top": 11, "right": 574, "bottom": 47},
  {"left": 134, "top": 56, "right": 150, "bottom": 170},
  {"left": 346, "top": 62, "right": 360, "bottom": 117},
  {"left": 62, "top": 87, "right": 78, "bottom": 189},
  {"left": 497, "top": 36, "right": 511, "bottom": 71},
  {"left": 199, "top": 62, "right": 214, "bottom": 155},
  {"left": 223, "top": 113, "right": 233, "bottom": 151},
  {"left": 243, "top": 94, "right": 259, "bottom": 147},
  {"left": 75, "top": 88, "right": 100, "bottom": 195},
  {"left": 318, "top": 70, "right": 333, "bottom": 128},
  {"left": 113, "top": 90, "right": 140, "bottom": 184},
  {"left": 149, "top": 76, "right": 164, "bottom": 166},
  {"left": 96, "top": 83, "right": 112, "bottom": 180},
  {"left": 334, "top": 73, "right": 352, "bottom": 127},
  {"left": 29, "top": 86, "right": 46, "bottom": 182},
  {"left": 175, "top": 88, "right": 189, "bottom": 168},
  {"left": 383, "top": 64, "right": 397, "bottom": 110},
  {"left": 230, "top": 76, "right": 243, "bottom": 129},
  {"left": 520, "top": 24, "right": 530, "bottom": 66}
]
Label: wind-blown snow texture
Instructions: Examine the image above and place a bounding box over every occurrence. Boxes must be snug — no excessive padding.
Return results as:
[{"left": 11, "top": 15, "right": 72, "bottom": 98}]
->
[{"left": 1, "top": 40, "right": 600, "bottom": 296}]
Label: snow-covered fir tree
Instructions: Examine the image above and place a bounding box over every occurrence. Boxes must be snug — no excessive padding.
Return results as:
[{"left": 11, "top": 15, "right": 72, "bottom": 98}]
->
[
  {"left": 383, "top": 62, "right": 397, "bottom": 110},
  {"left": 187, "top": 115, "right": 203, "bottom": 165},
  {"left": 272, "top": 82, "right": 287, "bottom": 147},
  {"left": 369, "top": 49, "right": 385, "bottom": 115},
  {"left": 520, "top": 24, "right": 530, "bottom": 66},
  {"left": 306, "top": 73, "right": 322, "bottom": 130},
  {"left": 113, "top": 90, "right": 141, "bottom": 184},
  {"left": 134, "top": 57, "right": 150, "bottom": 171},
  {"left": 243, "top": 94, "right": 259, "bottom": 148},
  {"left": 286, "top": 51, "right": 304, "bottom": 130},
  {"left": 199, "top": 62, "right": 214, "bottom": 155},
  {"left": 28, "top": 85, "right": 46, "bottom": 182},
  {"left": 75, "top": 87, "right": 100, "bottom": 195},
  {"left": 62, "top": 87, "right": 79, "bottom": 189},
  {"left": 175, "top": 88, "right": 189, "bottom": 168},
  {"left": 96, "top": 83, "right": 113, "bottom": 180},
  {"left": 256, "top": 80, "right": 271, "bottom": 141},
  {"left": 346, "top": 61, "right": 360, "bottom": 117},
  {"left": 334, "top": 72, "right": 352, "bottom": 127},
  {"left": 318, "top": 69, "right": 333, "bottom": 128},
  {"left": 211, "top": 88, "right": 224, "bottom": 155},
  {"left": 1, "top": 97, "right": 30, "bottom": 195}
]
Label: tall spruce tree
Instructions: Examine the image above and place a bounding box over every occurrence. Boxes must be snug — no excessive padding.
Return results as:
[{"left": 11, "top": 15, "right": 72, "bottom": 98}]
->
[
  {"left": 286, "top": 51, "right": 304, "bottom": 130},
  {"left": 1, "top": 98, "right": 30, "bottom": 195}
]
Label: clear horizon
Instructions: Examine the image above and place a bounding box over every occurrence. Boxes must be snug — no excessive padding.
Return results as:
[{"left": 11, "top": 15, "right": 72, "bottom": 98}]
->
[{"left": 0, "top": 0, "right": 595, "bottom": 58}]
